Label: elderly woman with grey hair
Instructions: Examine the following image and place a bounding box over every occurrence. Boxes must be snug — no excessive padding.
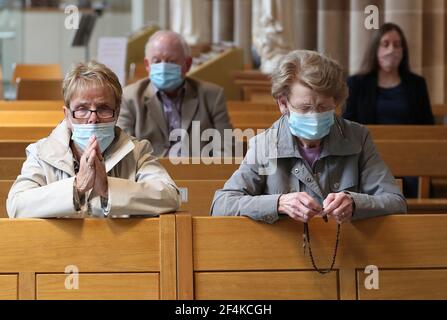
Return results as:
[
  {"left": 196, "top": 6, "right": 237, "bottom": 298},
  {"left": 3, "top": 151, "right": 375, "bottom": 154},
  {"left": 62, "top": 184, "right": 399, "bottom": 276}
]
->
[
  {"left": 211, "top": 50, "right": 407, "bottom": 224},
  {"left": 7, "top": 61, "right": 180, "bottom": 218}
]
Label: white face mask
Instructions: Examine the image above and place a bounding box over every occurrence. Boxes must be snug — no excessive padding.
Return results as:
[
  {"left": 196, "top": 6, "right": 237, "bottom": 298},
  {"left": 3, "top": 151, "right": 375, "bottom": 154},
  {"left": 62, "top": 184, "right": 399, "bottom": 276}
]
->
[{"left": 71, "top": 122, "right": 116, "bottom": 153}]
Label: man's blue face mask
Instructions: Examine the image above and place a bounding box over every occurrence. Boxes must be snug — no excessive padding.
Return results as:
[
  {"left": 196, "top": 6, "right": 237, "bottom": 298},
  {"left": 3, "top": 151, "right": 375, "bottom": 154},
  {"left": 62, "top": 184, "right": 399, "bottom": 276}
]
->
[
  {"left": 287, "top": 109, "right": 335, "bottom": 140},
  {"left": 150, "top": 62, "right": 184, "bottom": 91}
]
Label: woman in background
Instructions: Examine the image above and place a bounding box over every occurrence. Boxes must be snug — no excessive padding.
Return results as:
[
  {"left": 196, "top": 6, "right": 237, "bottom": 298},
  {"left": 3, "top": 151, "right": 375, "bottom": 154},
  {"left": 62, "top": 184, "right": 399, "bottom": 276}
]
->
[{"left": 343, "top": 23, "right": 434, "bottom": 197}]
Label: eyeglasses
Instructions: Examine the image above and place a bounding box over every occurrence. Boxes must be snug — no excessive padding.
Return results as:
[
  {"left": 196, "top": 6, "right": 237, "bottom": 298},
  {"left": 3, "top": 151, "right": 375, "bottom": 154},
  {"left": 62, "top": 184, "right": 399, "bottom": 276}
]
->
[
  {"left": 71, "top": 108, "right": 115, "bottom": 119},
  {"left": 286, "top": 98, "right": 335, "bottom": 113}
]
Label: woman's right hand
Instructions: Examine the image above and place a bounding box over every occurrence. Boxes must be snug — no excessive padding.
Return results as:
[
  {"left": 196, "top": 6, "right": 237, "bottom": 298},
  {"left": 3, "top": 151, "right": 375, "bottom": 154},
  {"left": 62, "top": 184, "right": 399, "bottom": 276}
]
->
[
  {"left": 278, "top": 192, "right": 323, "bottom": 223},
  {"left": 75, "top": 136, "right": 101, "bottom": 196}
]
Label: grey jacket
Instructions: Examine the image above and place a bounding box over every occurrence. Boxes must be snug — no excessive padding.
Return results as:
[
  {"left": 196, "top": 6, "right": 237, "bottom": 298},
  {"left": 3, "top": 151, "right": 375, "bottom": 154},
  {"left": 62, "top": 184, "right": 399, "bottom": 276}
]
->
[
  {"left": 210, "top": 115, "right": 407, "bottom": 223},
  {"left": 118, "top": 78, "right": 233, "bottom": 157}
]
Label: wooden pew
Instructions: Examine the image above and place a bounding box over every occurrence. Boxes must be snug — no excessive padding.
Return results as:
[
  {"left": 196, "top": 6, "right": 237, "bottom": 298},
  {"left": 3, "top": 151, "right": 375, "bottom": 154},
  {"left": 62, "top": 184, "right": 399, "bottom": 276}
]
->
[
  {"left": 176, "top": 214, "right": 447, "bottom": 300},
  {"left": 0, "top": 180, "right": 12, "bottom": 218},
  {"left": 432, "top": 104, "right": 447, "bottom": 124},
  {"left": 0, "top": 158, "right": 241, "bottom": 181},
  {"left": 16, "top": 79, "right": 63, "bottom": 100},
  {"left": 12, "top": 63, "right": 62, "bottom": 83},
  {"left": 0, "top": 100, "right": 63, "bottom": 111},
  {"left": 2, "top": 140, "right": 447, "bottom": 180},
  {"left": 0, "top": 110, "right": 63, "bottom": 126},
  {"left": 229, "top": 110, "right": 280, "bottom": 131},
  {"left": 232, "top": 70, "right": 273, "bottom": 103},
  {"left": 0, "top": 126, "right": 54, "bottom": 141},
  {"left": 0, "top": 216, "right": 176, "bottom": 299}
]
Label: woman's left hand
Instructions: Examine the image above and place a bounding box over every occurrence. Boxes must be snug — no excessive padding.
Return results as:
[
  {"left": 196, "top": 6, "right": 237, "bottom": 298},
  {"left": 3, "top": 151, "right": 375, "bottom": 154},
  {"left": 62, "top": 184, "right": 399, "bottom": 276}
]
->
[{"left": 323, "top": 192, "right": 354, "bottom": 224}]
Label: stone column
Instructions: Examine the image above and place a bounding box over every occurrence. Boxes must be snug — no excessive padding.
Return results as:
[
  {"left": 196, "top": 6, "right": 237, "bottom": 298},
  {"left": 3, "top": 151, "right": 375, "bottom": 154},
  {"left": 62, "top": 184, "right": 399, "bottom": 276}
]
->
[
  {"left": 422, "top": 0, "right": 445, "bottom": 104},
  {"left": 234, "top": 0, "right": 252, "bottom": 65},
  {"left": 212, "top": 0, "right": 234, "bottom": 43},
  {"left": 317, "top": 0, "right": 350, "bottom": 70},
  {"left": 294, "top": 0, "right": 317, "bottom": 50},
  {"left": 349, "top": 0, "right": 384, "bottom": 75},
  {"left": 170, "top": 0, "right": 212, "bottom": 45},
  {"left": 384, "top": 0, "right": 423, "bottom": 74}
]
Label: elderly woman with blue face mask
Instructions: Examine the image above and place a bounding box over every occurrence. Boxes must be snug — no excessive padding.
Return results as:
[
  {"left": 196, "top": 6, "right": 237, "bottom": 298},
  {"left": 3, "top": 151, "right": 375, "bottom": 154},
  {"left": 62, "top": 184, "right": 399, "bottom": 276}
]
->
[
  {"left": 7, "top": 61, "right": 181, "bottom": 218},
  {"left": 211, "top": 50, "right": 407, "bottom": 224}
]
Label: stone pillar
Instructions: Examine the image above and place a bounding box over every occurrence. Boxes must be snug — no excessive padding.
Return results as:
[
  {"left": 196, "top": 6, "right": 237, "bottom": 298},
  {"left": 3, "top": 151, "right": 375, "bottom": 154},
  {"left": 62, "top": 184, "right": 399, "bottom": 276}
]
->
[
  {"left": 212, "top": 0, "right": 234, "bottom": 43},
  {"left": 422, "top": 0, "right": 445, "bottom": 104},
  {"left": 170, "top": 0, "right": 212, "bottom": 45},
  {"left": 385, "top": 0, "right": 423, "bottom": 74},
  {"left": 294, "top": 0, "right": 317, "bottom": 50},
  {"left": 234, "top": 0, "right": 252, "bottom": 65},
  {"left": 349, "top": 0, "right": 384, "bottom": 74},
  {"left": 317, "top": 0, "right": 350, "bottom": 71}
]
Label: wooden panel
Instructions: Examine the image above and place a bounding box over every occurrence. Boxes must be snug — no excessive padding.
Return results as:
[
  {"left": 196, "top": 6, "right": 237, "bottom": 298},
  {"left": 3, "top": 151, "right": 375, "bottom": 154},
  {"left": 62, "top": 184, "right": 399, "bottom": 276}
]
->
[
  {"left": 0, "top": 126, "right": 53, "bottom": 140},
  {"left": 376, "top": 140, "right": 447, "bottom": 177},
  {"left": 357, "top": 269, "right": 447, "bottom": 300},
  {"left": 0, "top": 274, "right": 18, "bottom": 300},
  {"left": 159, "top": 158, "right": 240, "bottom": 180},
  {"left": 176, "top": 213, "right": 194, "bottom": 300},
  {"left": 229, "top": 110, "right": 280, "bottom": 130},
  {"left": 0, "top": 141, "right": 31, "bottom": 158},
  {"left": 194, "top": 271, "right": 338, "bottom": 300},
  {"left": 0, "top": 219, "right": 160, "bottom": 273},
  {"left": 188, "top": 48, "right": 244, "bottom": 100},
  {"left": 0, "top": 100, "right": 63, "bottom": 111},
  {"left": 176, "top": 180, "right": 225, "bottom": 216},
  {"left": 36, "top": 273, "right": 159, "bottom": 300},
  {"left": 0, "top": 158, "right": 24, "bottom": 180},
  {"left": 16, "top": 79, "right": 63, "bottom": 100},
  {"left": 18, "top": 272, "right": 35, "bottom": 300},
  {"left": 12, "top": 64, "right": 62, "bottom": 83},
  {"left": 159, "top": 215, "right": 176, "bottom": 300},
  {"left": 227, "top": 101, "right": 278, "bottom": 112},
  {"left": 193, "top": 217, "right": 340, "bottom": 271},
  {"left": 0, "top": 111, "right": 63, "bottom": 125},
  {"left": 368, "top": 125, "right": 447, "bottom": 140},
  {"left": 192, "top": 215, "right": 447, "bottom": 271},
  {"left": 0, "top": 180, "right": 13, "bottom": 218}
]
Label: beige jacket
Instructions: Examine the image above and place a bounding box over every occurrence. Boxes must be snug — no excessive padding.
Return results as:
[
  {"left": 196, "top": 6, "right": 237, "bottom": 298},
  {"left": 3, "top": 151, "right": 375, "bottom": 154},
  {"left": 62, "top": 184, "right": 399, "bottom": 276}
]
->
[
  {"left": 117, "top": 78, "right": 233, "bottom": 157},
  {"left": 7, "top": 120, "right": 181, "bottom": 218}
]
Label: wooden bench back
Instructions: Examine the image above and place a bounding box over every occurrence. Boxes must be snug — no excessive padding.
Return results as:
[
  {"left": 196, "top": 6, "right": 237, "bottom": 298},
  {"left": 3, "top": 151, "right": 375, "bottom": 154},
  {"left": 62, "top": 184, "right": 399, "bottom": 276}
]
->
[
  {"left": 16, "top": 79, "right": 63, "bottom": 100},
  {"left": 176, "top": 214, "right": 447, "bottom": 299},
  {"left": 12, "top": 64, "right": 62, "bottom": 83},
  {"left": 0, "top": 216, "right": 176, "bottom": 299}
]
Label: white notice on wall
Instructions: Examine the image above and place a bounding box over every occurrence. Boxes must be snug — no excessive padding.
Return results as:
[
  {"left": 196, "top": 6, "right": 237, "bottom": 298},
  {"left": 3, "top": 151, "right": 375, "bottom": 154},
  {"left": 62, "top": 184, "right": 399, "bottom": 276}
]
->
[{"left": 97, "top": 37, "right": 127, "bottom": 86}]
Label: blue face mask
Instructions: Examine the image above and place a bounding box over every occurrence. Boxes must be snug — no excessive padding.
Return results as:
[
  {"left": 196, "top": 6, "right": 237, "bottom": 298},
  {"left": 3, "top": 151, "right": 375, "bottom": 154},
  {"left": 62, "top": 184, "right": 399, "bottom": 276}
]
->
[
  {"left": 150, "top": 62, "right": 184, "bottom": 91},
  {"left": 288, "top": 109, "right": 335, "bottom": 140},
  {"left": 71, "top": 122, "right": 116, "bottom": 153}
]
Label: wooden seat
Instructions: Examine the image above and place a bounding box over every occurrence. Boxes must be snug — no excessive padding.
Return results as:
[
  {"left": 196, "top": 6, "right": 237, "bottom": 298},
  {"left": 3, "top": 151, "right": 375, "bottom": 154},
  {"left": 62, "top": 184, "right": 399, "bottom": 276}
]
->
[
  {"left": 12, "top": 64, "right": 62, "bottom": 83},
  {"left": 176, "top": 214, "right": 447, "bottom": 299},
  {"left": 0, "top": 216, "right": 176, "bottom": 299},
  {"left": 16, "top": 79, "right": 63, "bottom": 100},
  {"left": 159, "top": 158, "right": 241, "bottom": 180},
  {"left": 0, "top": 100, "right": 63, "bottom": 111},
  {"left": 232, "top": 70, "right": 273, "bottom": 102}
]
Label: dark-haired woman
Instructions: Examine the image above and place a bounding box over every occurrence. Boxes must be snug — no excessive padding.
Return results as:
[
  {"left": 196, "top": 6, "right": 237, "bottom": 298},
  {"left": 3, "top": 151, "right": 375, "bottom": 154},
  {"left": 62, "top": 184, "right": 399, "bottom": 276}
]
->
[{"left": 343, "top": 23, "right": 434, "bottom": 197}]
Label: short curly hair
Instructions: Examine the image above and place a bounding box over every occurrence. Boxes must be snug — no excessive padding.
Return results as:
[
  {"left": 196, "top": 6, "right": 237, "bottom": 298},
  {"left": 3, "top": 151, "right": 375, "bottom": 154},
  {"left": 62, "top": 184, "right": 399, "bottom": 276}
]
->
[
  {"left": 62, "top": 61, "right": 122, "bottom": 109},
  {"left": 271, "top": 50, "right": 348, "bottom": 108}
]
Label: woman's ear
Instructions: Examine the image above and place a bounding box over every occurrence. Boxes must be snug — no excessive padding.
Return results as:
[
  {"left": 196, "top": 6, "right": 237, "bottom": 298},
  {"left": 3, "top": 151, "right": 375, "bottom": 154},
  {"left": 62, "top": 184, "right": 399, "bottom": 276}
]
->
[{"left": 277, "top": 97, "right": 289, "bottom": 115}]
